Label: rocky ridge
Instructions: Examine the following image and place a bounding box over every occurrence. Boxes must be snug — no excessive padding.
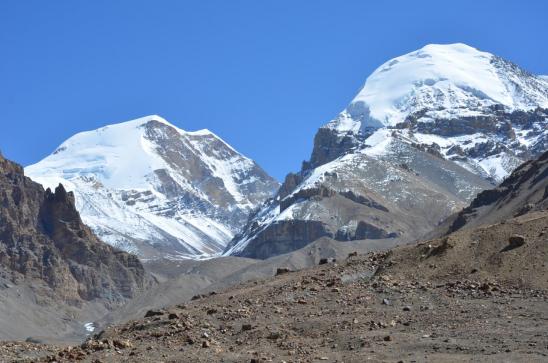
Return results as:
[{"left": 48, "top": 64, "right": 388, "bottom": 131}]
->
[{"left": 448, "top": 150, "right": 548, "bottom": 233}]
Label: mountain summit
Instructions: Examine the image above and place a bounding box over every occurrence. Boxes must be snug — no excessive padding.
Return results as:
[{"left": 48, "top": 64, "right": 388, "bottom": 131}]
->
[
  {"left": 332, "top": 43, "right": 548, "bottom": 131},
  {"left": 26, "top": 115, "right": 279, "bottom": 259},
  {"left": 321, "top": 43, "right": 548, "bottom": 181},
  {"left": 226, "top": 43, "right": 548, "bottom": 259}
]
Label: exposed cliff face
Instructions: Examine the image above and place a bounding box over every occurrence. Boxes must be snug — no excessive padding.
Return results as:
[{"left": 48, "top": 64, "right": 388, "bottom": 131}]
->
[
  {"left": 312, "top": 106, "right": 547, "bottom": 183},
  {"left": 0, "top": 154, "right": 147, "bottom": 305},
  {"left": 231, "top": 220, "right": 331, "bottom": 260},
  {"left": 226, "top": 44, "right": 547, "bottom": 259},
  {"left": 225, "top": 139, "right": 492, "bottom": 259},
  {"left": 307, "top": 127, "right": 365, "bottom": 169},
  {"left": 398, "top": 107, "right": 547, "bottom": 180}
]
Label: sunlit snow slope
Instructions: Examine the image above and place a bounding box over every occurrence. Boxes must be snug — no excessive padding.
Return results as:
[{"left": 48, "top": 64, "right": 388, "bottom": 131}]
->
[
  {"left": 26, "top": 116, "right": 279, "bottom": 260},
  {"left": 333, "top": 43, "right": 548, "bottom": 131}
]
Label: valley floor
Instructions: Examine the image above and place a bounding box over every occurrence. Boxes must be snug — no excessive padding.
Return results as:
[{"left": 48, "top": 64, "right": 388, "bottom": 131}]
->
[
  {"left": 2, "top": 212, "right": 547, "bottom": 363},
  {"left": 2, "top": 262, "right": 546, "bottom": 362}
]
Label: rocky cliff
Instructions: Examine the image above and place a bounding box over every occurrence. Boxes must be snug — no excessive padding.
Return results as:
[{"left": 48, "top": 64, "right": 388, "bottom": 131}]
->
[{"left": 0, "top": 153, "right": 148, "bottom": 305}]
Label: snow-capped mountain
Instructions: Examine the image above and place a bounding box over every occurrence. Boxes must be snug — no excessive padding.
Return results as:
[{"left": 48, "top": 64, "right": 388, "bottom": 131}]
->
[
  {"left": 337, "top": 43, "right": 547, "bottom": 130},
  {"left": 324, "top": 43, "right": 548, "bottom": 181},
  {"left": 225, "top": 43, "right": 548, "bottom": 259},
  {"left": 26, "top": 115, "right": 279, "bottom": 260}
]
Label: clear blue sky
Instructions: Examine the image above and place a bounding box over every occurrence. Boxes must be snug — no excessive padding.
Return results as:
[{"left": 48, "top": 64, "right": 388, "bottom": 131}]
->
[{"left": 1, "top": 1, "right": 547, "bottom": 180}]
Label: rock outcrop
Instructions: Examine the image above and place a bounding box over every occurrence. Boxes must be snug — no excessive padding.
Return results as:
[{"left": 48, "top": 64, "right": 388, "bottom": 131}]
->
[{"left": 0, "top": 153, "right": 148, "bottom": 305}]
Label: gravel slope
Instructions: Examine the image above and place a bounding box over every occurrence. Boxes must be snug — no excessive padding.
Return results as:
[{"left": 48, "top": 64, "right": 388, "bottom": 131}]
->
[{"left": 4, "top": 210, "right": 546, "bottom": 363}]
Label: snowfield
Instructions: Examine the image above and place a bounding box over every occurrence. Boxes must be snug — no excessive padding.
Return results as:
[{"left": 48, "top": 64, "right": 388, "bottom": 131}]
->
[{"left": 329, "top": 43, "right": 548, "bottom": 131}]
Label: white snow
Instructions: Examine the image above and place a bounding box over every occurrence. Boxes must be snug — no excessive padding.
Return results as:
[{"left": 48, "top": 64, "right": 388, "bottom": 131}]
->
[
  {"left": 328, "top": 43, "right": 548, "bottom": 131},
  {"left": 477, "top": 154, "right": 512, "bottom": 181},
  {"left": 363, "top": 129, "right": 394, "bottom": 157},
  {"left": 28, "top": 115, "right": 168, "bottom": 190},
  {"left": 84, "top": 322, "right": 95, "bottom": 334},
  {"left": 25, "top": 115, "right": 276, "bottom": 259}
]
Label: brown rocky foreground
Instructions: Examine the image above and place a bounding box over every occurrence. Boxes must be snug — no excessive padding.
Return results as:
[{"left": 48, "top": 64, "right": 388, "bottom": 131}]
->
[{"left": 2, "top": 210, "right": 547, "bottom": 363}]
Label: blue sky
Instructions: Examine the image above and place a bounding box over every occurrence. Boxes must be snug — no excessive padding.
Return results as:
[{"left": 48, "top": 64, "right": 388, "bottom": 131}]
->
[{"left": 1, "top": 1, "right": 547, "bottom": 180}]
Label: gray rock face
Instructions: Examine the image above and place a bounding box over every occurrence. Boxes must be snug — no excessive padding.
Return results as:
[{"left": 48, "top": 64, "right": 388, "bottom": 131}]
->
[
  {"left": 307, "top": 127, "right": 365, "bottom": 169},
  {"left": 396, "top": 107, "right": 548, "bottom": 181},
  {"left": 26, "top": 116, "right": 279, "bottom": 260},
  {"left": 225, "top": 139, "right": 492, "bottom": 259},
  {"left": 230, "top": 220, "right": 331, "bottom": 260},
  {"left": 0, "top": 154, "right": 148, "bottom": 304}
]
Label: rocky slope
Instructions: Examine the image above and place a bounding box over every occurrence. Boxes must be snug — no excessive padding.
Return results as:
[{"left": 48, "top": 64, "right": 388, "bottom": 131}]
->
[
  {"left": 0, "top": 153, "right": 149, "bottom": 341},
  {"left": 3, "top": 151, "right": 546, "bottom": 362},
  {"left": 226, "top": 43, "right": 548, "bottom": 259},
  {"left": 13, "top": 209, "right": 546, "bottom": 361},
  {"left": 447, "top": 150, "right": 548, "bottom": 233},
  {"left": 26, "top": 115, "right": 279, "bottom": 260}
]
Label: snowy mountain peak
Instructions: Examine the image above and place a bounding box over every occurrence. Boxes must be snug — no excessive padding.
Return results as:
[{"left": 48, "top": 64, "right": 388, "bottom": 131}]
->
[
  {"left": 42, "top": 116, "right": 247, "bottom": 191},
  {"left": 329, "top": 43, "right": 548, "bottom": 132},
  {"left": 225, "top": 44, "right": 547, "bottom": 260},
  {"left": 104, "top": 114, "right": 171, "bottom": 127},
  {"left": 26, "top": 115, "right": 279, "bottom": 260},
  {"left": 83, "top": 114, "right": 214, "bottom": 140},
  {"left": 312, "top": 43, "right": 548, "bottom": 182}
]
